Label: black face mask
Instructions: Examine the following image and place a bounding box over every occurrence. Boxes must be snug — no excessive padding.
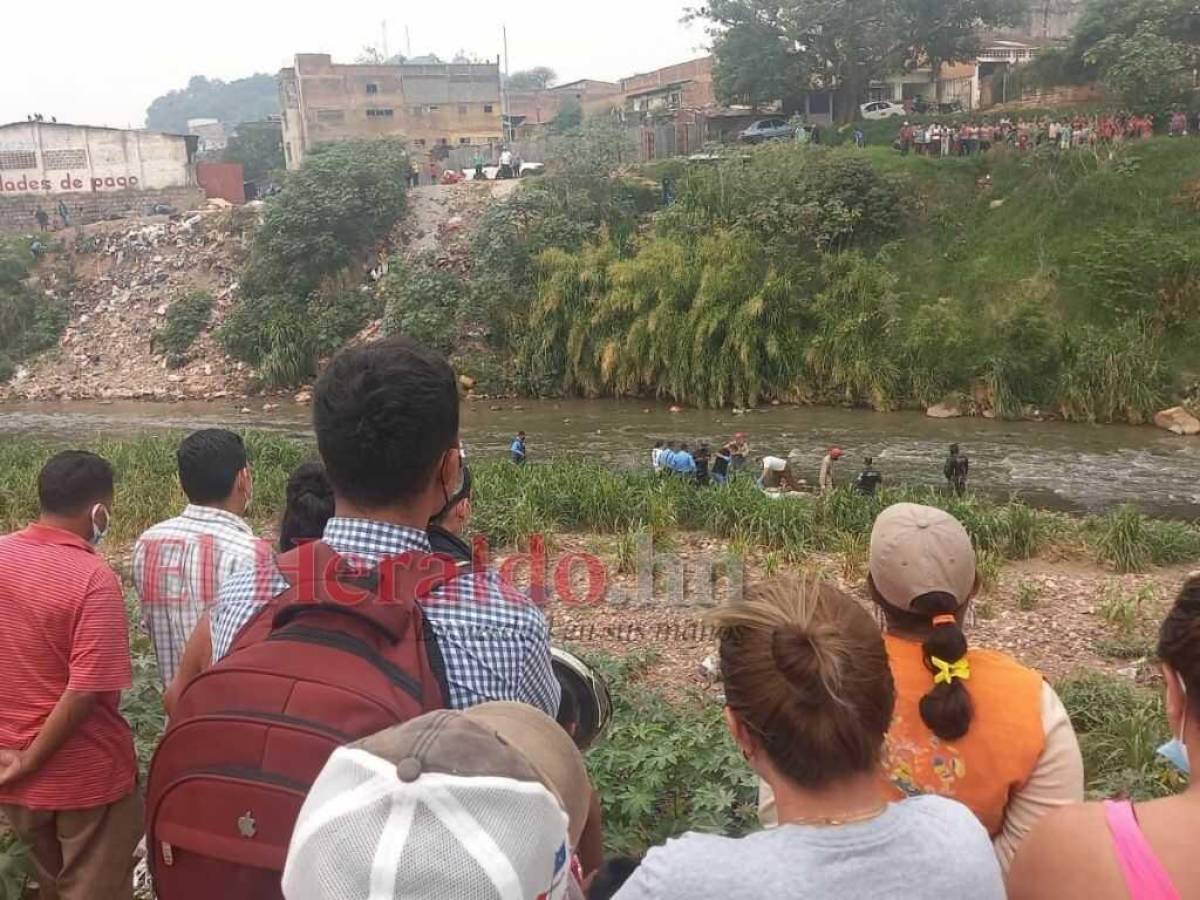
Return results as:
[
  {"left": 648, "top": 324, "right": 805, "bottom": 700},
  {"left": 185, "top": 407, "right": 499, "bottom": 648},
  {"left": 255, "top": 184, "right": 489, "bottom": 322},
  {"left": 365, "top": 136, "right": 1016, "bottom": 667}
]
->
[{"left": 436, "top": 462, "right": 472, "bottom": 522}]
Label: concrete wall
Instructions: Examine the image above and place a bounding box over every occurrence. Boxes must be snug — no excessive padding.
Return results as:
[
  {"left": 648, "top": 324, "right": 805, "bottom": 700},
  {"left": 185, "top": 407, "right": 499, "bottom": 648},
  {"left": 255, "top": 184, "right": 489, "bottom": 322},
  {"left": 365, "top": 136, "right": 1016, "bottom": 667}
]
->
[
  {"left": 622, "top": 57, "right": 716, "bottom": 113},
  {"left": 279, "top": 54, "right": 503, "bottom": 169},
  {"left": 0, "top": 185, "right": 205, "bottom": 233},
  {"left": 0, "top": 123, "right": 196, "bottom": 200}
]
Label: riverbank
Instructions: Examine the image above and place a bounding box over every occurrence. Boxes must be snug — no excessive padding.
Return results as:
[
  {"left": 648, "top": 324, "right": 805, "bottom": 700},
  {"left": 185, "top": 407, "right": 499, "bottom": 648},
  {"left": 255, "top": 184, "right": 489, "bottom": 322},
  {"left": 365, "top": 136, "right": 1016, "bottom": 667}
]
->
[{"left": 0, "top": 432, "right": 1190, "bottom": 878}]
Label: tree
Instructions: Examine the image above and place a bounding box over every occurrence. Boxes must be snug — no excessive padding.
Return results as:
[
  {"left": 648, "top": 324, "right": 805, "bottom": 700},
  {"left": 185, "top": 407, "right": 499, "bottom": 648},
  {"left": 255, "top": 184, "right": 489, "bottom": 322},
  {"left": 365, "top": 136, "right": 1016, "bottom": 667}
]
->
[
  {"left": 355, "top": 46, "right": 406, "bottom": 64},
  {"left": 693, "top": 0, "right": 1031, "bottom": 121},
  {"left": 508, "top": 67, "right": 558, "bottom": 91},
  {"left": 145, "top": 74, "right": 279, "bottom": 133},
  {"left": 551, "top": 97, "right": 583, "bottom": 133},
  {"left": 221, "top": 121, "right": 284, "bottom": 184}
]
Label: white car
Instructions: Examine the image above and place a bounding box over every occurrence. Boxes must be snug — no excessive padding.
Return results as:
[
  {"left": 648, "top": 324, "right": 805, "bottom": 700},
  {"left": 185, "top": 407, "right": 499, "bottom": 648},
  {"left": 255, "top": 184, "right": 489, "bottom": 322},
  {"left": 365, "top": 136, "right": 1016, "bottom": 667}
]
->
[{"left": 860, "top": 100, "right": 907, "bottom": 120}]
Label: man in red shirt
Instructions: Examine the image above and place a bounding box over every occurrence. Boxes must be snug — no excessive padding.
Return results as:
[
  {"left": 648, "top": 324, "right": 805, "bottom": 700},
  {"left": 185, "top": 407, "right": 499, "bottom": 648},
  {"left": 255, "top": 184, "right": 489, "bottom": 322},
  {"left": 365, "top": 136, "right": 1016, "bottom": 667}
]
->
[{"left": 0, "top": 451, "right": 142, "bottom": 900}]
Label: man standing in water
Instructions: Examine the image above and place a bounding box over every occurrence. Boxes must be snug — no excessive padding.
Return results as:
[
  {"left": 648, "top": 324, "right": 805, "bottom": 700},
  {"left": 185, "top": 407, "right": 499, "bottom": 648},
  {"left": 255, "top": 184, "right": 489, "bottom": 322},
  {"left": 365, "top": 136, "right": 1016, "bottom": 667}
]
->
[
  {"left": 819, "top": 447, "right": 843, "bottom": 494},
  {"left": 511, "top": 431, "right": 527, "bottom": 465},
  {"left": 945, "top": 443, "right": 969, "bottom": 495},
  {"left": 855, "top": 456, "right": 883, "bottom": 496},
  {"left": 730, "top": 433, "right": 750, "bottom": 478}
]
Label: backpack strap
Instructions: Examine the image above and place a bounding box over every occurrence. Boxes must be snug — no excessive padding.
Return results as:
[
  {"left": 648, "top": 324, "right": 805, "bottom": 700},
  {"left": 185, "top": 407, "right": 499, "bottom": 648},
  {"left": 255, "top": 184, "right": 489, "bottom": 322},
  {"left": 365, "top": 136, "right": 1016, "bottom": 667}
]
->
[{"left": 272, "top": 541, "right": 456, "bottom": 643}]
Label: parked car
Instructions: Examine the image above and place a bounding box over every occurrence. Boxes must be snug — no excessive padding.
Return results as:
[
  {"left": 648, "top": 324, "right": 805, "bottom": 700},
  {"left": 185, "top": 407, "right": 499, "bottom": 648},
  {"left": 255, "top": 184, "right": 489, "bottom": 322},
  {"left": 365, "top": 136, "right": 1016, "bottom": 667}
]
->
[
  {"left": 860, "top": 100, "right": 907, "bottom": 120},
  {"left": 738, "top": 118, "right": 796, "bottom": 143}
]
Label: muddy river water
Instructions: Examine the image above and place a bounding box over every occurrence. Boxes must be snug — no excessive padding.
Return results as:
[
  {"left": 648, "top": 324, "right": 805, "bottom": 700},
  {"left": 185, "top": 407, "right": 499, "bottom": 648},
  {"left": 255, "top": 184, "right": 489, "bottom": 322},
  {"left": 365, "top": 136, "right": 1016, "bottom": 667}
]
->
[{"left": 0, "top": 399, "right": 1196, "bottom": 518}]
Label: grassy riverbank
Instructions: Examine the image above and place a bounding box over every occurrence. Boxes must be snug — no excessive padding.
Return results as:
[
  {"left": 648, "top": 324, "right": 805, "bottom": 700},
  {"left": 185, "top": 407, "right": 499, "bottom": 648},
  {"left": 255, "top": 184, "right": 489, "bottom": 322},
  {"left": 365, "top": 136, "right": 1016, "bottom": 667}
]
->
[{"left": 0, "top": 432, "right": 1191, "bottom": 883}]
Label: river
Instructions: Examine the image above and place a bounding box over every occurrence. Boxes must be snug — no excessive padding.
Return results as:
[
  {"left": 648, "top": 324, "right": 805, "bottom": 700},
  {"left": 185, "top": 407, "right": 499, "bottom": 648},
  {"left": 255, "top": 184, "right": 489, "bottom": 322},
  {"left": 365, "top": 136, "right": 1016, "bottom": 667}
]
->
[{"left": 1, "top": 399, "right": 1196, "bottom": 518}]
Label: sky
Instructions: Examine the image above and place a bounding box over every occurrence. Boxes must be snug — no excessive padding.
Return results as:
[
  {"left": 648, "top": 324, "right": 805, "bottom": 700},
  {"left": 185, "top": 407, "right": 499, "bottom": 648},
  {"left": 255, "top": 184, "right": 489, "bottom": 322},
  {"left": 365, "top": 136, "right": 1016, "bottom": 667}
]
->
[{"left": 2, "top": 0, "right": 710, "bottom": 129}]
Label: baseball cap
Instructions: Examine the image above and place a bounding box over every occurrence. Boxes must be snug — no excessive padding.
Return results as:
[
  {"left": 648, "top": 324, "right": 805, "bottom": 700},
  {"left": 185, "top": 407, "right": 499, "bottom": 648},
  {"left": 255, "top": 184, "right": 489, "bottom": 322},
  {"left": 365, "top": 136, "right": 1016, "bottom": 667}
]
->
[
  {"left": 869, "top": 503, "right": 977, "bottom": 610},
  {"left": 282, "top": 704, "right": 586, "bottom": 900}
]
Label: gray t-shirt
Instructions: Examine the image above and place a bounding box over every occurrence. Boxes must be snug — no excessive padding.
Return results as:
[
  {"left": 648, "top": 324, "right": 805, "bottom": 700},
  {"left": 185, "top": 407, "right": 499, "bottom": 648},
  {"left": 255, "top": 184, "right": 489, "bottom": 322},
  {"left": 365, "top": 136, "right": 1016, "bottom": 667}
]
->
[{"left": 612, "top": 795, "right": 1004, "bottom": 900}]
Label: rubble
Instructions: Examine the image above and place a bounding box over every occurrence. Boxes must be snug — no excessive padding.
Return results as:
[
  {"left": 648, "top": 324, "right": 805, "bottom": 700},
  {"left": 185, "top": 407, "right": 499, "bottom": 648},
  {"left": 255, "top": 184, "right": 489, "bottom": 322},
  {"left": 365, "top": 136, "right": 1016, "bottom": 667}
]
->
[
  {"left": 1153, "top": 406, "right": 1200, "bottom": 436},
  {"left": 2, "top": 207, "right": 260, "bottom": 402}
]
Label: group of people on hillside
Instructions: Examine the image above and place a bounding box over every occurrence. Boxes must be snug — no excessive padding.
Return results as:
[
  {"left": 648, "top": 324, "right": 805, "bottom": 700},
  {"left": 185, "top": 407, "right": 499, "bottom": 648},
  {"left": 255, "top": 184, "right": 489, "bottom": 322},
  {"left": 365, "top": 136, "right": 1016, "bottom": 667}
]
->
[
  {"left": 898, "top": 110, "right": 1184, "bottom": 157},
  {"left": 1, "top": 337, "right": 1198, "bottom": 899},
  {"left": 652, "top": 434, "right": 751, "bottom": 485}
]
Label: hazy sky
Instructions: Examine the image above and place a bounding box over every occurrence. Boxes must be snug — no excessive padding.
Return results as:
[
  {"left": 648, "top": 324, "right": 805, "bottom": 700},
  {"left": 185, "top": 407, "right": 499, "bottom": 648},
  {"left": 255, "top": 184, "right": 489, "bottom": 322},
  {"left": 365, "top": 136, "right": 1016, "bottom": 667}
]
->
[{"left": 2, "top": 0, "right": 709, "bottom": 129}]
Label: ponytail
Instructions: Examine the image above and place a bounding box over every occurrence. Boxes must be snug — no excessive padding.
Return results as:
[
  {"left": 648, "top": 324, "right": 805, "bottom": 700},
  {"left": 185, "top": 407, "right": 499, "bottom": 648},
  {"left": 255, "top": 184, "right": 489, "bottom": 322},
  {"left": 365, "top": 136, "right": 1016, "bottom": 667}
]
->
[{"left": 911, "top": 592, "right": 973, "bottom": 741}]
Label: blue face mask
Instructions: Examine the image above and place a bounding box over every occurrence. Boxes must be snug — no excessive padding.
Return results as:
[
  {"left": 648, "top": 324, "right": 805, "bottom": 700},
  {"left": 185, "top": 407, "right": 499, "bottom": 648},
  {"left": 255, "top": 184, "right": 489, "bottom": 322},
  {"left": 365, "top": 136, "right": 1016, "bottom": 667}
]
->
[{"left": 1156, "top": 674, "right": 1190, "bottom": 776}]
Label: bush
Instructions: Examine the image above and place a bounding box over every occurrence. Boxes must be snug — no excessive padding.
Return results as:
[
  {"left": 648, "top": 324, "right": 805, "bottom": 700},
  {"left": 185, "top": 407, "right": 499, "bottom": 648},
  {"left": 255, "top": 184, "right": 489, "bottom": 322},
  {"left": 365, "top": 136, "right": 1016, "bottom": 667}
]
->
[
  {"left": 1058, "top": 672, "right": 1181, "bottom": 800},
  {"left": 582, "top": 650, "right": 757, "bottom": 854},
  {"left": 380, "top": 258, "right": 463, "bottom": 354},
  {"left": 0, "top": 236, "right": 67, "bottom": 382},
  {"left": 152, "top": 290, "right": 213, "bottom": 368}
]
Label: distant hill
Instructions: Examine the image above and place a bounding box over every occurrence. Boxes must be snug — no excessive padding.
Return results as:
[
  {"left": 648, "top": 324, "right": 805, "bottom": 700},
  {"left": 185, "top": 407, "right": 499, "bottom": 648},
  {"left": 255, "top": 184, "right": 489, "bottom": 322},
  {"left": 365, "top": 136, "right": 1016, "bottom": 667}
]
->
[{"left": 145, "top": 74, "right": 279, "bottom": 133}]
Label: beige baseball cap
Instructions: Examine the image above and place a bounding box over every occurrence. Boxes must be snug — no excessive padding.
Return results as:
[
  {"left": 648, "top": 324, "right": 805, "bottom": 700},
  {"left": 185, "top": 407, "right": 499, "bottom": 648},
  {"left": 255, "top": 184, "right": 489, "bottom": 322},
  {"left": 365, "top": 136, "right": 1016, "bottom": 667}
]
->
[{"left": 869, "top": 503, "right": 977, "bottom": 610}]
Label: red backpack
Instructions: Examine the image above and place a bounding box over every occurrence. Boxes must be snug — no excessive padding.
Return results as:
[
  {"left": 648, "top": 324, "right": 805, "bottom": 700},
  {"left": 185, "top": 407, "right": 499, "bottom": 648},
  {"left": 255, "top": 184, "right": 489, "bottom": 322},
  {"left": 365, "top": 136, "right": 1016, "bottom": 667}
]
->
[{"left": 145, "top": 542, "right": 449, "bottom": 900}]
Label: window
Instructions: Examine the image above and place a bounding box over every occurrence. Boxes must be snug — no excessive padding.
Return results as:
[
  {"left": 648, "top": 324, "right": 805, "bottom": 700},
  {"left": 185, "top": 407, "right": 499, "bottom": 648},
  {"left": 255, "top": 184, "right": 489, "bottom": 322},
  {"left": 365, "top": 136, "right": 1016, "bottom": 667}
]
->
[
  {"left": 459, "top": 137, "right": 471, "bottom": 145},
  {"left": 366, "top": 83, "right": 379, "bottom": 95},
  {"left": 483, "top": 104, "right": 494, "bottom": 113},
  {"left": 42, "top": 149, "right": 87, "bottom": 170},
  {"left": 413, "top": 139, "right": 427, "bottom": 147},
  {"left": 458, "top": 104, "right": 468, "bottom": 115},
  {"left": 315, "top": 108, "right": 345, "bottom": 123},
  {"left": 429, "top": 105, "right": 441, "bottom": 111},
  {"left": 437, "top": 137, "right": 449, "bottom": 145},
  {"left": 366, "top": 108, "right": 394, "bottom": 118},
  {"left": 412, "top": 106, "right": 425, "bottom": 116},
  {"left": 0, "top": 150, "right": 36, "bottom": 170}
]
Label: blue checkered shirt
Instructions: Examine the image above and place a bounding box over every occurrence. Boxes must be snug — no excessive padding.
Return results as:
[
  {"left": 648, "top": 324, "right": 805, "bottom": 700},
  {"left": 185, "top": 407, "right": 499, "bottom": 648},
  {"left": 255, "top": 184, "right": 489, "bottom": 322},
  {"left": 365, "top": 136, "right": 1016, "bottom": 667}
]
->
[{"left": 210, "top": 518, "right": 560, "bottom": 716}]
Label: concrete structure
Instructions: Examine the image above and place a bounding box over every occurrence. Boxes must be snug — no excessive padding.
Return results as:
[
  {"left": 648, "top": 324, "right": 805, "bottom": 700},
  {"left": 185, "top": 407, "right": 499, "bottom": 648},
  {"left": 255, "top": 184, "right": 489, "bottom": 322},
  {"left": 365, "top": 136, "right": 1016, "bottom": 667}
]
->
[
  {"left": 621, "top": 57, "right": 716, "bottom": 118},
  {"left": 278, "top": 53, "right": 503, "bottom": 169},
  {"left": 187, "top": 117, "right": 229, "bottom": 154},
  {"left": 195, "top": 161, "right": 245, "bottom": 204},
  {"left": 507, "top": 79, "right": 623, "bottom": 130},
  {"left": 0, "top": 121, "right": 202, "bottom": 231}
]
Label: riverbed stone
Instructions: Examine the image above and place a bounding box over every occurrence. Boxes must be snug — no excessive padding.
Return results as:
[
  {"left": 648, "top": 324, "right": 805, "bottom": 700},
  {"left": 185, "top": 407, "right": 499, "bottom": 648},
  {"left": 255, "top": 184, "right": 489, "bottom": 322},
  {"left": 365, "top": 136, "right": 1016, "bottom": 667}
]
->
[
  {"left": 1153, "top": 406, "right": 1200, "bottom": 435},
  {"left": 926, "top": 401, "right": 963, "bottom": 419}
]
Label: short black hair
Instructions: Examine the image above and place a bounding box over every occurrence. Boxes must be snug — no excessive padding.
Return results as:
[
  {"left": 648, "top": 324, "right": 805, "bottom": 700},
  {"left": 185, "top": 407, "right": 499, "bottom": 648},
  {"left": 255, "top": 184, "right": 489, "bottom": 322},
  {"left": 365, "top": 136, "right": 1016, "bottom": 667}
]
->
[
  {"left": 280, "top": 462, "right": 335, "bottom": 552},
  {"left": 177, "top": 429, "right": 247, "bottom": 504},
  {"left": 556, "top": 680, "right": 580, "bottom": 731},
  {"left": 587, "top": 858, "right": 642, "bottom": 900},
  {"left": 314, "top": 337, "right": 459, "bottom": 508},
  {"left": 864, "top": 456, "right": 874, "bottom": 465},
  {"left": 38, "top": 451, "right": 114, "bottom": 515},
  {"left": 654, "top": 440, "right": 663, "bottom": 448}
]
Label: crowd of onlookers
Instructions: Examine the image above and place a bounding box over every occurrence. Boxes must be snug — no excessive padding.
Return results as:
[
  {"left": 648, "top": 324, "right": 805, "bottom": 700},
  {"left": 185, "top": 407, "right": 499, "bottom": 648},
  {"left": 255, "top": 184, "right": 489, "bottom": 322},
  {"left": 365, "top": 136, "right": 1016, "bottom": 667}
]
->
[
  {"left": 1, "top": 336, "right": 1198, "bottom": 899},
  {"left": 898, "top": 109, "right": 1196, "bottom": 157}
]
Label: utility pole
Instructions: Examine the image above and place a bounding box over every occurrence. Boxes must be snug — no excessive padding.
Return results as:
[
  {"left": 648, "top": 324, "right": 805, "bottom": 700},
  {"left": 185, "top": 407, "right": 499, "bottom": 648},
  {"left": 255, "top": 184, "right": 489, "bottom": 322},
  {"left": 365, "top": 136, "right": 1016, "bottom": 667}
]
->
[
  {"left": 381, "top": 20, "right": 388, "bottom": 60},
  {"left": 405, "top": 25, "right": 412, "bottom": 58},
  {"left": 502, "top": 25, "right": 511, "bottom": 144}
]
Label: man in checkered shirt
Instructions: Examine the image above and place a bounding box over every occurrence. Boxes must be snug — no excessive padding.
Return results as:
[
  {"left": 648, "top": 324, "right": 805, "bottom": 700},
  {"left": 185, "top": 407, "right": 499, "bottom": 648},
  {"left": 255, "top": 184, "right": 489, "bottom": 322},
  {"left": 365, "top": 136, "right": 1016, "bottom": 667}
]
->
[
  {"left": 210, "top": 338, "right": 560, "bottom": 717},
  {"left": 133, "top": 430, "right": 265, "bottom": 687}
]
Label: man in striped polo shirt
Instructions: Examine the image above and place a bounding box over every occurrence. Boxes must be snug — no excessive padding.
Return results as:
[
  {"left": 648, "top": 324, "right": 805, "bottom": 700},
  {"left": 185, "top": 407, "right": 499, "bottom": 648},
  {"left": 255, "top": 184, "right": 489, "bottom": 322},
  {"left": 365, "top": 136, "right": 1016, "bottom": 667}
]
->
[
  {"left": 0, "top": 451, "right": 142, "bottom": 899},
  {"left": 133, "top": 429, "right": 265, "bottom": 687}
]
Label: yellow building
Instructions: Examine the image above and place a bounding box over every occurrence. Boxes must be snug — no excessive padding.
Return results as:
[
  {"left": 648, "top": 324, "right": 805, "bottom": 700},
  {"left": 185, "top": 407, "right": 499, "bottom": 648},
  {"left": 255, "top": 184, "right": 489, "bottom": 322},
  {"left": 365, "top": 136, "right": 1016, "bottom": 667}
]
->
[{"left": 278, "top": 54, "right": 503, "bottom": 170}]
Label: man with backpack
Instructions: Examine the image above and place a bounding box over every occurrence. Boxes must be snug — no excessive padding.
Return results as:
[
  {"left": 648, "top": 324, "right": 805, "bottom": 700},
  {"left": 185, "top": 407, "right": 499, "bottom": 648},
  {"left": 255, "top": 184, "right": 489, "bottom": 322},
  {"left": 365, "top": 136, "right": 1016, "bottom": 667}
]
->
[{"left": 148, "top": 338, "right": 559, "bottom": 898}]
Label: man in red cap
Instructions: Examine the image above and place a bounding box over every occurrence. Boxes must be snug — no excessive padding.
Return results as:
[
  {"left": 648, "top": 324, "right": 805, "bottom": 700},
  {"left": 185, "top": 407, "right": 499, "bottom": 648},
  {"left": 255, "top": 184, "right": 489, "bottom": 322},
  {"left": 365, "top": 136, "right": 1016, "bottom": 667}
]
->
[{"left": 819, "top": 447, "right": 843, "bottom": 494}]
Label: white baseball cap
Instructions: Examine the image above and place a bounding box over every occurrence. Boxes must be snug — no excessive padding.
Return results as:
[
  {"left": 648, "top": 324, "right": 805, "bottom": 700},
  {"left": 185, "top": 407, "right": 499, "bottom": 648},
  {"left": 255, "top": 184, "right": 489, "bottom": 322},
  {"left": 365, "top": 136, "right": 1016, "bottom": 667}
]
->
[{"left": 282, "top": 706, "right": 584, "bottom": 900}]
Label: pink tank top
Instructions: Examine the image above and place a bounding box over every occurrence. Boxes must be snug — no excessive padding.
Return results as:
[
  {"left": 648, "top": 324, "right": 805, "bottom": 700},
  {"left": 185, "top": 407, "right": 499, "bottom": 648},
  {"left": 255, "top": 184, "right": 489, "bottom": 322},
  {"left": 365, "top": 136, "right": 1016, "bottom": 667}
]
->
[{"left": 1103, "top": 800, "right": 1180, "bottom": 900}]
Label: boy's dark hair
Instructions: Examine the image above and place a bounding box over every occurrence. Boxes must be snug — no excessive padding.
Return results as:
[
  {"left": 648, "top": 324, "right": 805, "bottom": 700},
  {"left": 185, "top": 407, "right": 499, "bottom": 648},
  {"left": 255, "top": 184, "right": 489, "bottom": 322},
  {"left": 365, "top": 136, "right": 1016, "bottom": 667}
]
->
[
  {"left": 39, "top": 451, "right": 114, "bottom": 515},
  {"left": 555, "top": 681, "right": 580, "bottom": 732},
  {"left": 279, "top": 462, "right": 335, "bottom": 552},
  {"left": 177, "top": 429, "right": 247, "bottom": 505},
  {"left": 654, "top": 440, "right": 663, "bottom": 448},
  {"left": 1159, "top": 574, "right": 1200, "bottom": 715},
  {"left": 587, "top": 857, "right": 642, "bottom": 900},
  {"left": 314, "top": 338, "right": 459, "bottom": 508}
]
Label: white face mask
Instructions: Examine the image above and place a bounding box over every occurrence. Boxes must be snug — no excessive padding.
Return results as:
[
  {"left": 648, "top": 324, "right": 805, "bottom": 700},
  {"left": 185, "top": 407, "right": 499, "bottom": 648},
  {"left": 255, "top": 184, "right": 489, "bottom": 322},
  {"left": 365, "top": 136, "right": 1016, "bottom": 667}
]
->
[
  {"left": 89, "top": 503, "right": 111, "bottom": 546},
  {"left": 1156, "top": 673, "right": 1190, "bottom": 775}
]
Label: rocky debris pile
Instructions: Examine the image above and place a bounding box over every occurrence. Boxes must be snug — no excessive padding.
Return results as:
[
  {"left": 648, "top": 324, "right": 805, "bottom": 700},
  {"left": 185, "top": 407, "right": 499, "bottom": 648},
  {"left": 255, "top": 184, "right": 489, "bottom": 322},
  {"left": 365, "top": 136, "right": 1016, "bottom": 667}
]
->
[
  {"left": 392, "top": 180, "right": 519, "bottom": 272},
  {"left": 3, "top": 204, "right": 261, "bottom": 402}
]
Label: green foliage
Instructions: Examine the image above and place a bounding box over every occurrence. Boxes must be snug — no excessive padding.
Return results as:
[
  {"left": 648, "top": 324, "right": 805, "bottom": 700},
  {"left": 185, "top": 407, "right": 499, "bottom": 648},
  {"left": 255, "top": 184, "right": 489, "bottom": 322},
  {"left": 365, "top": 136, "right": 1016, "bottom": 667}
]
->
[
  {"left": 220, "top": 140, "right": 408, "bottom": 384},
  {"left": 1098, "top": 581, "right": 1157, "bottom": 635},
  {"left": 507, "top": 67, "right": 558, "bottom": 91},
  {"left": 0, "top": 832, "right": 29, "bottom": 900},
  {"left": 1015, "top": 580, "right": 1041, "bottom": 611},
  {"left": 145, "top": 73, "right": 279, "bottom": 133},
  {"left": 582, "top": 650, "right": 757, "bottom": 854},
  {"left": 1071, "top": 228, "right": 1200, "bottom": 328},
  {"left": 153, "top": 291, "right": 214, "bottom": 368},
  {"left": 1087, "top": 505, "right": 1200, "bottom": 572},
  {"left": 1056, "top": 324, "right": 1169, "bottom": 424},
  {"left": 0, "top": 236, "right": 67, "bottom": 382},
  {"left": 1058, "top": 672, "right": 1181, "bottom": 800},
  {"left": 381, "top": 258, "right": 463, "bottom": 353},
  {"left": 222, "top": 121, "right": 285, "bottom": 184},
  {"left": 545, "top": 120, "right": 639, "bottom": 178},
  {"left": 121, "top": 594, "right": 166, "bottom": 769}
]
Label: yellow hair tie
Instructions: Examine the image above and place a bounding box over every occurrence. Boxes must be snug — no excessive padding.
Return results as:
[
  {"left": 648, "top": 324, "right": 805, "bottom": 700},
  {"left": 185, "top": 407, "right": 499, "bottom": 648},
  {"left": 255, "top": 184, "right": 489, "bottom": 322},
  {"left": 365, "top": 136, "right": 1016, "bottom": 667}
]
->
[{"left": 931, "top": 656, "right": 970, "bottom": 686}]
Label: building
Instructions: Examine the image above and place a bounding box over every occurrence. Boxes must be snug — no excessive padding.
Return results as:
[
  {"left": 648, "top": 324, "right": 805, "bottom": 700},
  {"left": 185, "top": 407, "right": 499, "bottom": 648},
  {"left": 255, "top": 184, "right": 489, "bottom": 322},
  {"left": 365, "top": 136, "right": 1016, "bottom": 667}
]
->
[
  {"left": 0, "top": 121, "right": 202, "bottom": 231},
  {"left": 621, "top": 57, "right": 716, "bottom": 118},
  {"left": 278, "top": 53, "right": 503, "bottom": 170},
  {"left": 187, "top": 117, "right": 229, "bottom": 154}
]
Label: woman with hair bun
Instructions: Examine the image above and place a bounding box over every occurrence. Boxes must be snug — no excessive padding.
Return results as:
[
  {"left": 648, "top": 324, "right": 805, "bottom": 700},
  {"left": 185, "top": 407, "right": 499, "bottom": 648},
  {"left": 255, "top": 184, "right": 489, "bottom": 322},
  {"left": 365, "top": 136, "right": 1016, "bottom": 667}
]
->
[
  {"left": 613, "top": 576, "right": 1004, "bottom": 899},
  {"left": 278, "top": 462, "right": 335, "bottom": 552},
  {"left": 1009, "top": 573, "right": 1200, "bottom": 900}
]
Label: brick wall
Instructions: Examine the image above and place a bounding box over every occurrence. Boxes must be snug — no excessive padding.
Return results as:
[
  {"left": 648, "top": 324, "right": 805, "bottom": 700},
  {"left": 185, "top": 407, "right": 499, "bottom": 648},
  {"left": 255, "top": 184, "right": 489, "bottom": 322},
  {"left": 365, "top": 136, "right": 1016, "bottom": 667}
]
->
[{"left": 0, "top": 186, "right": 206, "bottom": 233}]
